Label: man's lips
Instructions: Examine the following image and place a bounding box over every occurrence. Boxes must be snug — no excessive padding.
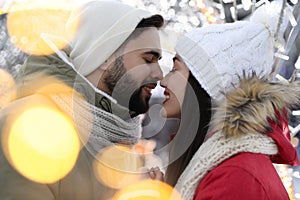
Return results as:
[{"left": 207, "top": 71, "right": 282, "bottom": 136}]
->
[{"left": 143, "top": 84, "right": 156, "bottom": 96}]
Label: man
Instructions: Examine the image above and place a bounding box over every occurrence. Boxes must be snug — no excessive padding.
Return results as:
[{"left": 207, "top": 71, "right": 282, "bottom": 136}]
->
[
  {"left": 0, "top": 1, "right": 164, "bottom": 199},
  {"left": 67, "top": 0, "right": 163, "bottom": 118},
  {"left": 86, "top": 21, "right": 163, "bottom": 118}
]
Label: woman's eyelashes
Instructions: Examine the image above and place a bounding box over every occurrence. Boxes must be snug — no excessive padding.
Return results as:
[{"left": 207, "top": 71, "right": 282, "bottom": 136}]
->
[
  {"left": 144, "top": 58, "right": 152, "bottom": 63},
  {"left": 169, "top": 56, "right": 180, "bottom": 72},
  {"left": 169, "top": 68, "right": 177, "bottom": 73}
]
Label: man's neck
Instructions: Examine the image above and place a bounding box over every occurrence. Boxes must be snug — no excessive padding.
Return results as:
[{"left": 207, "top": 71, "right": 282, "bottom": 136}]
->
[{"left": 86, "top": 68, "right": 111, "bottom": 95}]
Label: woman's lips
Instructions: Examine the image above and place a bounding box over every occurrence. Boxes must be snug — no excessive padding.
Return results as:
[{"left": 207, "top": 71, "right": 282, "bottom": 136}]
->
[{"left": 163, "top": 90, "right": 170, "bottom": 104}]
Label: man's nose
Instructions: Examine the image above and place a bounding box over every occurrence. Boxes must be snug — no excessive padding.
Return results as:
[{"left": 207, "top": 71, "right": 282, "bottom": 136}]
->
[
  {"left": 151, "top": 63, "right": 163, "bottom": 80},
  {"left": 160, "top": 75, "right": 168, "bottom": 88}
]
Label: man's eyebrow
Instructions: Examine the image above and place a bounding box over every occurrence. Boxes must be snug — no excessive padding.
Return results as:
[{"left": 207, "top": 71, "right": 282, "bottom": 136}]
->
[{"left": 144, "top": 50, "right": 162, "bottom": 60}]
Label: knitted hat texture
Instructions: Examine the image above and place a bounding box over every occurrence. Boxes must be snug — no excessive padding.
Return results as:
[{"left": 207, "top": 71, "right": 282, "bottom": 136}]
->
[{"left": 175, "top": 1, "right": 286, "bottom": 100}]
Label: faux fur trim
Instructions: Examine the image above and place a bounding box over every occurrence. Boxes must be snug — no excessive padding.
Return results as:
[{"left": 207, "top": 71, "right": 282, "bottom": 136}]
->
[{"left": 211, "top": 73, "right": 300, "bottom": 138}]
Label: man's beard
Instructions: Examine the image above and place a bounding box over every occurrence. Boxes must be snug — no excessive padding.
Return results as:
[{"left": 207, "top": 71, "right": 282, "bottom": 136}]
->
[
  {"left": 129, "top": 87, "right": 150, "bottom": 117},
  {"left": 104, "top": 56, "right": 150, "bottom": 117}
]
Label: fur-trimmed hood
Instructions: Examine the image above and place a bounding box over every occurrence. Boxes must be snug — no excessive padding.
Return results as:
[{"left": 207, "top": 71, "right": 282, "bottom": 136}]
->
[
  {"left": 211, "top": 74, "right": 300, "bottom": 138},
  {"left": 175, "top": 75, "right": 300, "bottom": 200}
]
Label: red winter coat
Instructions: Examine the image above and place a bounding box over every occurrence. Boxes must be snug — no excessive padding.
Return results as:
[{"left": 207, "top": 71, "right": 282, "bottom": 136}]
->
[
  {"left": 192, "top": 78, "right": 300, "bottom": 200},
  {"left": 194, "top": 152, "right": 289, "bottom": 200}
]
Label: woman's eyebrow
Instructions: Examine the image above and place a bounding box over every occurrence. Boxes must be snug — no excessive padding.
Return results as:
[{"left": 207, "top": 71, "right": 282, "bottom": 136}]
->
[{"left": 173, "top": 56, "right": 179, "bottom": 62}]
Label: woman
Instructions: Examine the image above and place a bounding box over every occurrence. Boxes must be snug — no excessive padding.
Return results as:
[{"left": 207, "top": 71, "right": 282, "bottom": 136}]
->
[
  {"left": 161, "top": 2, "right": 300, "bottom": 199},
  {"left": 160, "top": 55, "right": 212, "bottom": 187}
]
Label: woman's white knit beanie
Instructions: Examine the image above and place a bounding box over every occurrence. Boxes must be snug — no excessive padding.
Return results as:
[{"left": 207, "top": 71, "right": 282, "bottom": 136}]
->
[
  {"left": 68, "top": 0, "right": 151, "bottom": 76},
  {"left": 175, "top": 0, "right": 287, "bottom": 101}
]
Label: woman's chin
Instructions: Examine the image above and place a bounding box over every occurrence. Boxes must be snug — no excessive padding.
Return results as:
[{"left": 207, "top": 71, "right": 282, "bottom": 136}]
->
[
  {"left": 160, "top": 107, "right": 180, "bottom": 119},
  {"left": 160, "top": 107, "right": 167, "bottom": 118}
]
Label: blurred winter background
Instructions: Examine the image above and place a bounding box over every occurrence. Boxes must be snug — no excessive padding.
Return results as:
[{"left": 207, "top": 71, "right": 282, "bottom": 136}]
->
[{"left": 1, "top": 0, "right": 300, "bottom": 198}]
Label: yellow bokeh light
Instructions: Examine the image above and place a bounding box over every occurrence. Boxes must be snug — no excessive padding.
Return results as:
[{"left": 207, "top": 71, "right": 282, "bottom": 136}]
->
[
  {"left": 3, "top": 104, "right": 80, "bottom": 184},
  {"left": 7, "top": 5, "right": 78, "bottom": 55},
  {"left": 16, "top": 74, "right": 92, "bottom": 147},
  {"left": 113, "top": 179, "right": 183, "bottom": 200},
  {"left": 36, "top": 80, "right": 92, "bottom": 147},
  {"left": 93, "top": 144, "right": 145, "bottom": 189},
  {"left": 0, "top": 68, "right": 16, "bottom": 108},
  {"left": 0, "top": 0, "right": 77, "bottom": 14}
]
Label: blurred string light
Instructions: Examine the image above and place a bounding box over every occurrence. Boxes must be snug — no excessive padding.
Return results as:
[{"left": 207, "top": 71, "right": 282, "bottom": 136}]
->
[
  {"left": 0, "top": 76, "right": 89, "bottom": 184},
  {"left": 0, "top": 68, "right": 16, "bottom": 108},
  {"left": 112, "top": 179, "right": 183, "bottom": 200},
  {"left": 93, "top": 144, "right": 145, "bottom": 189},
  {"left": 273, "top": 1, "right": 300, "bottom": 71},
  {"left": 275, "top": 164, "right": 296, "bottom": 200},
  {"left": 0, "top": 0, "right": 14, "bottom": 14},
  {"left": 290, "top": 123, "right": 300, "bottom": 138},
  {"left": 120, "top": 0, "right": 223, "bottom": 33},
  {"left": 242, "top": 0, "right": 252, "bottom": 11},
  {"left": 290, "top": 0, "right": 298, "bottom": 4},
  {"left": 33, "top": 76, "right": 92, "bottom": 147},
  {"left": 1, "top": 96, "right": 81, "bottom": 184},
  {"left": 288, "top": 56, "right": 300, "bottom": 82},
  {"left": 1, "top": 0, "right": 79, "bottom": 56},
  {"left": 286, "top": 7, "right": 297, "bottom": 27},
  {"left": 134, "top": 139, "right": 163, "bottom": 170},
  {"left": 295, "top": 55, "right": 300, "bottom": 69},
  {"left": 0, "top": 0, "right": 77, "bottom": 13},
  {"left": 196, "top": 0, "right": 218, "bottom": 24},
  {"left": 0, "top": 14, "right": 28, "bottom": 77}
]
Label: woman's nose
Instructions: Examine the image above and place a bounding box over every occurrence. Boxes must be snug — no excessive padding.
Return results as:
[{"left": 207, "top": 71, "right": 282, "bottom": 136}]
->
[{"left": 160, "top": 74, "right": 168, "bottom": 88}]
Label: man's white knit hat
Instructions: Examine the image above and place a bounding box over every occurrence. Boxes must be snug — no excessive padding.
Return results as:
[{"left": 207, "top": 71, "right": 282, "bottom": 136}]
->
[
  {"left": 175, "top": 1, "right": 286, "bottom": 101},
  {"left": 68, "top": 0, "right": 152, "bottom": 76}
]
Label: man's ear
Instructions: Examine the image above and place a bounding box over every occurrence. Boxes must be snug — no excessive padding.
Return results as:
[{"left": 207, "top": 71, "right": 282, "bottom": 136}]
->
[
  {"left": 99, "top": 60, "right": 109, "bottom": 71},
  {"left": 100, "top": 53, "right": 116, "bottom": 70}
]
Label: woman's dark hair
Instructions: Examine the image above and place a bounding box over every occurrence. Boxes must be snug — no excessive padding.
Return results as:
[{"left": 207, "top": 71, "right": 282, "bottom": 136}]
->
[{"left": 165, "top": 72, "right": 212, "bottom": 186}]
